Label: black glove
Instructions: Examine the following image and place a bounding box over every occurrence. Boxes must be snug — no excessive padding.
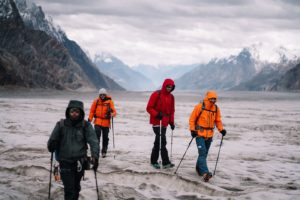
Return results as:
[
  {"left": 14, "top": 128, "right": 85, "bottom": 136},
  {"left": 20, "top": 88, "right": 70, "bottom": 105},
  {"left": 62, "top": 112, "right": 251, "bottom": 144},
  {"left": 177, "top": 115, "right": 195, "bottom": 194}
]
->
[
  {"left": 48, "top": 141, "right": 57, "bottom": 153},
  {"left": 105, "top": 113, "right": 111, "bottom": 119},
  {"left": 88, "top": 119, "right": 91, "bottom": 123},
  {"left": 170, "top": 124, "right": 175, "bottom": 130},
  {"left": 191, "top": 131, "right": 197, "bottom": 138},
  {"left": 156, "top": 112, "right": 163, "bottom": 120},
  {"left": 92, "top": 157, "right": 99, "bottom": 171},
  {"left": 220, "top": 129, "right": 227, "bottom": 136}
]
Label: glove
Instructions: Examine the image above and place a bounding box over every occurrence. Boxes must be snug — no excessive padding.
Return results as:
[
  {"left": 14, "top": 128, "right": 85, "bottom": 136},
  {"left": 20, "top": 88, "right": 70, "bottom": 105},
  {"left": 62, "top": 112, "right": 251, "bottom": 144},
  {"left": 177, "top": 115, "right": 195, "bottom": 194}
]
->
[
  {"left": 105, "top": 112, "right": 111, "bottom": 119},
  {"left": 48, "top": 146, "right": 55, "bottom": 153},
  {"left": 191, "top": 130, "right": 197, "bottom": 138},
  {"left": 92, "top": 157, "right": 99, "bottom": 171},
  {"left": 156, "top": 112, "right": 163, "bottom": 120},
  {"left": 220, "top": 129, "right": 226, "bottom": 136},
  {"left": 47, "top": 141, "right": 57, "bottom": 153},
  {"left": 170, "top": 124, "right": 175, "bottom": 130},
  {"left": 88, "top": 119, "right": 91, "bottom": 122}
]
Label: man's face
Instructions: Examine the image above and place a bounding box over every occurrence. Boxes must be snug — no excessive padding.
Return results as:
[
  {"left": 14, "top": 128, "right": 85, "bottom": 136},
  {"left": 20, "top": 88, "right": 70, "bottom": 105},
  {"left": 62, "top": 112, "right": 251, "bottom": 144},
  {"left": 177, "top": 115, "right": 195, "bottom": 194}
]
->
[
  {"left": 69, "top": 108, "right": 80, "bottom": 120},
  {"left": 209, "top": 98, "right": 216, "bottom": 104},
  {"left": 166, "top": 85, "right": 173, "bottom": 92},
  {"left": 99, "top": 94, "right": 106, "bottom": 100}
]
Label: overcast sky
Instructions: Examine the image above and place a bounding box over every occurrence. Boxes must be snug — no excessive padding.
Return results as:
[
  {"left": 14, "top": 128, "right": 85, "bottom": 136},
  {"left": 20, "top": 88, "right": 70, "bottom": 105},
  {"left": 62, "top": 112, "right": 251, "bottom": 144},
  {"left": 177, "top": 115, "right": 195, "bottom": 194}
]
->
[{"left": 27, "top": 0, "right": 300, "bottom": 66}]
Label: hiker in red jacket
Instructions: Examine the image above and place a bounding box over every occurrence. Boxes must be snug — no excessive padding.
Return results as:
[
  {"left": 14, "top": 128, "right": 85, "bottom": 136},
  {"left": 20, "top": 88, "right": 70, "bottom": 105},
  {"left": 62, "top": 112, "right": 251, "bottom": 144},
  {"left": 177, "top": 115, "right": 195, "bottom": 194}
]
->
[{"left": 146, "top": 79, "right": 175, "bottom": 169}]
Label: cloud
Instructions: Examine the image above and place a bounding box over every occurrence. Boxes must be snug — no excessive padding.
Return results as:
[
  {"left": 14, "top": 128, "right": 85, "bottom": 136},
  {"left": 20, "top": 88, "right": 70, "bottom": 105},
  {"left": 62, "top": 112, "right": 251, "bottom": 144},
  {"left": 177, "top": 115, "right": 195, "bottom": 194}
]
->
[{"left": 27, "top": 0, "right": 300, "bottom": 66}]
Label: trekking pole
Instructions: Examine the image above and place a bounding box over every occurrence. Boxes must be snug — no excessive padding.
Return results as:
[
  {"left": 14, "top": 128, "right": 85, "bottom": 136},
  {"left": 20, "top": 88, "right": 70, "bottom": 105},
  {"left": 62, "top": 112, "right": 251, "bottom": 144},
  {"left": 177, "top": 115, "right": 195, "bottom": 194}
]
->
[
  {"left": 174, "top": 137, "right": 194, "bottom": 174},
  {"left": 111, "top": 117, "right": 115, "bottom": 149},
  {"left": 48, "top": 152, "right": 53, "bottom": 200},
  {"left": 94, "top": 170, "right": 100, "bottom": 200},
  {"left": 213, "top": 135, "right": 224, "bottom": 176},
  {"left": 170, "top": 129, "right": 173, "bottom": 161},
  {"left": 159, "top": 120, "right": 162, "bottom": 165}
]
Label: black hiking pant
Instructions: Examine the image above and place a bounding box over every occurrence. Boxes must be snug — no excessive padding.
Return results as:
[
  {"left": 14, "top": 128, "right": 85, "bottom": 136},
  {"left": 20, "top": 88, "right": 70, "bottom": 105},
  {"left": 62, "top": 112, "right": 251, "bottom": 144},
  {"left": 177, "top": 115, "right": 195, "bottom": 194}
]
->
[
  {"left": 151, "top": 126, "right": 171, "bottom": 166},
  {"left": 60, "top": 161, "right": 84, "bottom": 200},
  {"left": 95, "top": 125, "right": 109, "bottom": 154}
]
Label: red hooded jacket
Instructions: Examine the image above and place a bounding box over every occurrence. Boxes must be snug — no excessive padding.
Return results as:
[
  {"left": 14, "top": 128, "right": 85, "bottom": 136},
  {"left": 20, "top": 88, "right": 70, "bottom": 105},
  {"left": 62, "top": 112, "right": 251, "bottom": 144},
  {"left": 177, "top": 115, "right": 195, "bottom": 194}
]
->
[{"left": 146, "top": 79, "right": 175, "bottom": 127}]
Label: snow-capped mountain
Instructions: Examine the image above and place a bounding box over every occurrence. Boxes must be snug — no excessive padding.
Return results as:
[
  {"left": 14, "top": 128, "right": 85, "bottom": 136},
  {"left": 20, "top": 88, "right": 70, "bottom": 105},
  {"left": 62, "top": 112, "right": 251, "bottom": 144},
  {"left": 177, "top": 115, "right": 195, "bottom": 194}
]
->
[
  {"left": 0, "top": 0, "right": 123, "bottom": 90},
  {"left": 176, "top": 48, "right": 257, "bottom": 90},
  {"left": 15, "top": 0, "right": 65, "bottom": 42},
  {"left": 94, "top": 53, "right": 155, "bottom": 91},
  {"left": 175, "top": 46, "right": 299, "bottom": 91}
]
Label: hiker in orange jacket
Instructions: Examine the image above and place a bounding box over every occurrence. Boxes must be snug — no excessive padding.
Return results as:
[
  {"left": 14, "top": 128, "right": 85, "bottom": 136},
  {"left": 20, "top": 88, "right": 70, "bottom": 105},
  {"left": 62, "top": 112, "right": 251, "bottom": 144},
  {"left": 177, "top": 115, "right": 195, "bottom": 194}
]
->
[
  {"left": 146, "top": 79, "right": 175, "bottom": 169},
  {"left": 189, "top": 90, "right": 226, "bottom": 181},
  {"left": 88, "top": 88, "right": 116, "bottom": 158}
]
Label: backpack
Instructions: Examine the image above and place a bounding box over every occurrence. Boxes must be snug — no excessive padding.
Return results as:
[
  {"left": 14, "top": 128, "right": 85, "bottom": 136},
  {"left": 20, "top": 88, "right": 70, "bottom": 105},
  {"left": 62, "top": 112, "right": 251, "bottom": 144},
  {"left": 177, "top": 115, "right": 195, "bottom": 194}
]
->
[
  {"left": 94, "top": 98, "right": 112, "bottom": 119},
  {"left": 195, "top": 102, "right": 218, "bottom": 129}
]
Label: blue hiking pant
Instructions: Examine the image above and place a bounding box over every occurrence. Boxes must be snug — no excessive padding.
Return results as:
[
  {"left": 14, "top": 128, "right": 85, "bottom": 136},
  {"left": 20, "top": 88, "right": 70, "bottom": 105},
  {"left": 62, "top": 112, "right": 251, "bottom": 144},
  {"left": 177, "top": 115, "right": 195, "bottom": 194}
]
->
[{"left": 196, "top": 137, "right": 212, "bottom": 175}]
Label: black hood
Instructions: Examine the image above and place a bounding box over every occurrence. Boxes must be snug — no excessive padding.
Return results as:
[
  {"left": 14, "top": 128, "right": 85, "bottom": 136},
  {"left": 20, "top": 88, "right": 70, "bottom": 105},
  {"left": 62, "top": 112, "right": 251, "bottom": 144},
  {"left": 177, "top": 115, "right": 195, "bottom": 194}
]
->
[{"left": 65, "top": 100, "right": 85, "bottom": 121}]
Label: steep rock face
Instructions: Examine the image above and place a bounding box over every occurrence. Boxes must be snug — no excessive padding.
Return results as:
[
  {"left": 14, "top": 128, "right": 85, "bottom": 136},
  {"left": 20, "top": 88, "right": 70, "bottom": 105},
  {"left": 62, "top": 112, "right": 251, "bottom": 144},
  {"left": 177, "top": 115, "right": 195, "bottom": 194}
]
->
[
  {"left": 271, "top": 63, "right": 300, "bottom": 91},
  {"left": 0, "top": 28, "right": 89, "bottom": 89},
  {"left": 176, "top": 48, "right": 256, "bottom": 90},
  {"left": 0, "top": 0, "right": 24, "bottom": 29},
  {"left": 0, "top": 0, "right": 123, "bottom": 90}
]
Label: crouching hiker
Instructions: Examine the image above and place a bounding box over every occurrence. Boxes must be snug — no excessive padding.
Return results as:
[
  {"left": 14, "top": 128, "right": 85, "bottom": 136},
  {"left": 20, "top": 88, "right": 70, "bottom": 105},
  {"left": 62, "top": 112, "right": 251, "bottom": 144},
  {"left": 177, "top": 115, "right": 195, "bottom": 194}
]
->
[
  {"left": 47, "top": 100, "right": 99, "bottom": 200},
  {"left": 189, "top": 91, "right": 226, "bottom": 182}
]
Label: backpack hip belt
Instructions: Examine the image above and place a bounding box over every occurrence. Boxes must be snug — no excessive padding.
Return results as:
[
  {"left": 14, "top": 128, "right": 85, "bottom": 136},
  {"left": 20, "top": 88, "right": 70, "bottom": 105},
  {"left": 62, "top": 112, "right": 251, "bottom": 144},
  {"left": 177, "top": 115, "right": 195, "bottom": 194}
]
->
[{"left": 195, "top": 125, "right": 214, "bottom": 131}]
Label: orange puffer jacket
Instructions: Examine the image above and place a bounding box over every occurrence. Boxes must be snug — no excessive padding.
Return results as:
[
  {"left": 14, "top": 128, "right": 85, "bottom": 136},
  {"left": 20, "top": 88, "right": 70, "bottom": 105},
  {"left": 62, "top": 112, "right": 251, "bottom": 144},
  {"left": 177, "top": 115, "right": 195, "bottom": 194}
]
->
[
  {"left": 88, "top": 96, "right": 116, "bottom": 127},
  {"left": 189, "top": 91, "right": 223, "bottom": 139}
]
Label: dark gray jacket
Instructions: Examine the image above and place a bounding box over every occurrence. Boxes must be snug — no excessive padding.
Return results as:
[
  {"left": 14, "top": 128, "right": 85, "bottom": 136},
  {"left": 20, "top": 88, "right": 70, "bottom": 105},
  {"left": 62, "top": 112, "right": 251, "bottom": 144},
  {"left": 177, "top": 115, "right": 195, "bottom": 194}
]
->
[{"left": 47, "top": 100, "right": 99, "bottom": 162}]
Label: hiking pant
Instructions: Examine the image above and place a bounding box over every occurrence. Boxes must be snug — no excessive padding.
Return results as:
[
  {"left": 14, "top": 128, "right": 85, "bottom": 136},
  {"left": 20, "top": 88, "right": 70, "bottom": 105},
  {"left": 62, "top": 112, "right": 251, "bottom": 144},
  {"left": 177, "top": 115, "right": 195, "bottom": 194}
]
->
[
  {"left": 196, "top": 137, "right": 212, "bottom": 175},
  {"left": 151, "top": 126, "right": 171, "bottom": 165},
  {"left": 60, "top": 161, "right": 84, "bottom": 200},
  {"left": 95, "top": 125, "right": 109, "bottom": 154}
]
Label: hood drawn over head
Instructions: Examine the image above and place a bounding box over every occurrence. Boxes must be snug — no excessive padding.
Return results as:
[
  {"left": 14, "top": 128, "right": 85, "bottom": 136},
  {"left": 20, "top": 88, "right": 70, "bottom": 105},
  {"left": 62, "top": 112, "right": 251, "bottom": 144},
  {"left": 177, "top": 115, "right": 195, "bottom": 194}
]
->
[
  {"left": 203, "top": 90, "right": 218, "bottom": 107},
  {"left": 161, "top": 79, "right": 175, "bottom": 94},
  {"left": 65, "top": 100, "right": 85, "bottom": 121}
]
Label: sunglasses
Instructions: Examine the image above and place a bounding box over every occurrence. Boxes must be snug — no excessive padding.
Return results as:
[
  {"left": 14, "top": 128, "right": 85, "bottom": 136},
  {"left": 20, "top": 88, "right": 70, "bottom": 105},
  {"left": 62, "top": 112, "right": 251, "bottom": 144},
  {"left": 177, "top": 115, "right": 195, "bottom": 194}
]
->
[
  {"left": 166, "top": 85, "right": 173, "bottom": 89},
  {"left": 209, "top": 98, "right": 216, "bottom": 102},
  {"left": 70, "top": 108, "right": 80, "bottom": 113}
]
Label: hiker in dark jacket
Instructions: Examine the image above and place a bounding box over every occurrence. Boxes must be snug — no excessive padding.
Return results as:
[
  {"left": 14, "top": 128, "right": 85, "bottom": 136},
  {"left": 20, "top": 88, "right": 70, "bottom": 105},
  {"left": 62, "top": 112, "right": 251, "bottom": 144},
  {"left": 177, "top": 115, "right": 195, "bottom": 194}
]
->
[
  {"left": 146, "top": 78, "right": 175, "bottom": 169},
  {"left": 48, "top": 100, "right": 99, "bottom": 200}
]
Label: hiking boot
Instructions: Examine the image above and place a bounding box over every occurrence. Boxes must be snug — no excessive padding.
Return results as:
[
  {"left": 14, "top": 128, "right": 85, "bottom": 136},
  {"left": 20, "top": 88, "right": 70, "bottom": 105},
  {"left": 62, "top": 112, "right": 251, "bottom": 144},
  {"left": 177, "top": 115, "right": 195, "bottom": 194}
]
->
[
  {"left": 162, "top": 163, "right": 175, "bottom": 169},
  {"left": 102, "top": 153, "right": 107, "bottom": 158},
  {"left": 203, "top": 172, "right": 213, "bottom": 182},
  {"left": 151, "top": 163, "right": 161, "bottom": 169}
]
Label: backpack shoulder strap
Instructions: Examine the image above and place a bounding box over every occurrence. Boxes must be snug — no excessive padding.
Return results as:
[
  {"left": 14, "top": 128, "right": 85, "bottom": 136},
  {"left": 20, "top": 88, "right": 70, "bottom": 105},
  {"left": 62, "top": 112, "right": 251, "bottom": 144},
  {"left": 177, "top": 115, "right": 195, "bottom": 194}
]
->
[{"left": 195, "top": 102, "right": 205, "bottom": 124}]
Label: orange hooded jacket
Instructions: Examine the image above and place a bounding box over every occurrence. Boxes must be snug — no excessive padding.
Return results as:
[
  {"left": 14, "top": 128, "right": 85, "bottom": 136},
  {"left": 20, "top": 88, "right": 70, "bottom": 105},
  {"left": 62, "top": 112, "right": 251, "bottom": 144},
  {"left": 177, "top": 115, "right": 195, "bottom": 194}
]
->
[
  {"left": 88, "top": 95, "right": 116, "bottom": 127},
  {"left": 189, "top": 91, "right": 224, "bottom": 139}
]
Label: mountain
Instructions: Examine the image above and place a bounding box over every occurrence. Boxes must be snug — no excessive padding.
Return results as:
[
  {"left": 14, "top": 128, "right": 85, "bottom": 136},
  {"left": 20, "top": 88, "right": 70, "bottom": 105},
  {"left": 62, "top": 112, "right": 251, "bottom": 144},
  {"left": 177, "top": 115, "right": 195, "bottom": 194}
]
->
[
  {"left": 271, "top": 63, "right": 300, "bottom": 91},
  {"left": 175, "top": 48, "right": 257, "bottom": 90},
  {"left": 0, "top": 0, "right": 123, "bottom": 90},
  {"left": 132, "top": 64, "right": 197, "bottom": 88},
  {"left": 94, "top": 53, "right": 155, "bottom": 91},
  {"left": 231, "top": 57, "right": 299, "bottom": 91}
]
